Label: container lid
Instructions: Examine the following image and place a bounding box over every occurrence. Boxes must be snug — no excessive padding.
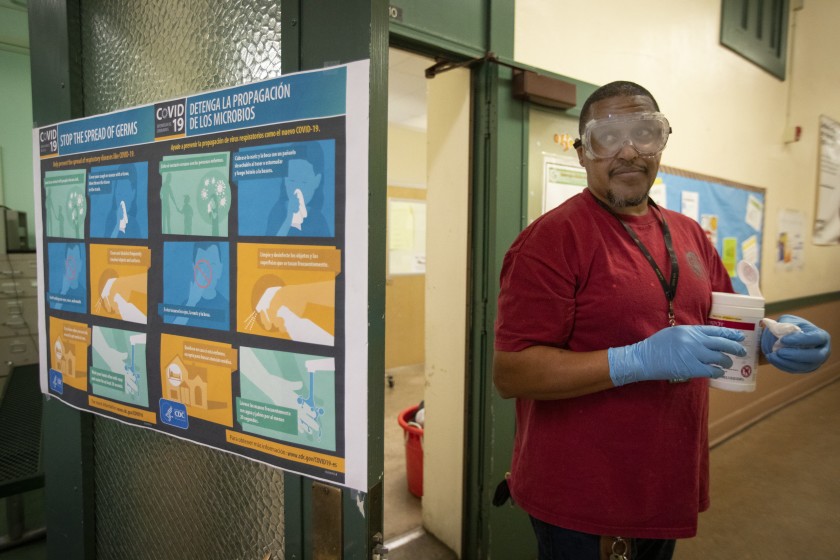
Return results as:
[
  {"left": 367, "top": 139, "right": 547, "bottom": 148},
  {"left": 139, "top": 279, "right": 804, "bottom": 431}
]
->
[{"left": 711, "top": 291, "right": 765, "bottom": 309}]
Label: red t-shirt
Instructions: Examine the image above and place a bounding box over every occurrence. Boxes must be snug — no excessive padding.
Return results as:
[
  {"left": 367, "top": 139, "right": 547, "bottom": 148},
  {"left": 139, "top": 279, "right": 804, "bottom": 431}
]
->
[{"left": 495, "top": 189, "right": 733, "bottom": 539}]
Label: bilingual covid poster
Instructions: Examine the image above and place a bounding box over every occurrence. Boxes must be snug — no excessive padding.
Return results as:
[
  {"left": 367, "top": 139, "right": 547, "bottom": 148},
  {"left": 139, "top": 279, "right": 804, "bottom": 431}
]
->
[{"left": 32, "top": 61, "right": 370, "bottom": 491}]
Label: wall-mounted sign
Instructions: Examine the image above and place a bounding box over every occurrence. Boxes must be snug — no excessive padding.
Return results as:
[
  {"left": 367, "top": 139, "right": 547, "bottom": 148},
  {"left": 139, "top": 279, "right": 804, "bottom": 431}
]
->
[
  {"left": 33, "top": 60, "right": 371, "bottom": 491},
  {"left": 388, "top": 4, "right": 404, "bottom": 21},
  {"left": 814, "top": 114, "right": 840, "bottom": 245}
]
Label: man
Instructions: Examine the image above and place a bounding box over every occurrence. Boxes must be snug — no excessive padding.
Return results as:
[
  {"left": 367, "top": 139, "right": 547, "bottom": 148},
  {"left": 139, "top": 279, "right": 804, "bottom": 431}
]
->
[{"left": 493, "top": 81, "right": 831, "bottom": 560}]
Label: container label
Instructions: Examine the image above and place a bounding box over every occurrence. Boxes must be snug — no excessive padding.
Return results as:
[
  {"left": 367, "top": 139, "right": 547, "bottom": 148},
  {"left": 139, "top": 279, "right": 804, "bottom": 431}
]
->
[
  {"left": 708, "top": 317, "right": 757, "bottom": 330},
  {"left": 709, "top": 322, "right": 763, "bottom": 390}
]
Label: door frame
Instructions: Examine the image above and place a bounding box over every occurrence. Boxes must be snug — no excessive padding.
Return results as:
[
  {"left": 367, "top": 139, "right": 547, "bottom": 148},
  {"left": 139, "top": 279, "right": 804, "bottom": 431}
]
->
[
  {"left": 30, "top": 2, "right": 94, "bottom": 558},
  {"left": 390, "top": 4, "right": 601, "bottom": 557},
  {"left": 389, "top": 1, "right": 539, "bottom": 556}
]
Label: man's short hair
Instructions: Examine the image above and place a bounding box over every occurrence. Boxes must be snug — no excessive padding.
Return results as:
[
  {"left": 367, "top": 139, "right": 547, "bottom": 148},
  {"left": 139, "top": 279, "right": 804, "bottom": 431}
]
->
[{"left": 578, "top": 81, "right": 660, "bottom": 135}]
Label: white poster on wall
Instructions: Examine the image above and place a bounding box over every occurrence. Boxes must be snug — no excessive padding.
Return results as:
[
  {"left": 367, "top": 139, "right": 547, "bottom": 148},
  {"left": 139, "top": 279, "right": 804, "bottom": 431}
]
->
[
  {"left": 542, "top": 156, "right": 586, "bottom": 214},
  {"left": 813, "top": 115, "right": 840, "bottom": 245},
  {"left": 388, "top": 198, "right": 426, "bottom": 275},
  {"left": 777, "top": 208, "right": 805, "bottom": 271}
]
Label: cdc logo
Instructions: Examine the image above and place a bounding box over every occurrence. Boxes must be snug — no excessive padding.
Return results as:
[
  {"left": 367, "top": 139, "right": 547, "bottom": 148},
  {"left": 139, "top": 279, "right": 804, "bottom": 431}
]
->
[
  {"left": 48, "top": 369, "right": 64, "bottom": 395},
  {"left": 159, "top": 399, "right": 189, "bottom": 429}
]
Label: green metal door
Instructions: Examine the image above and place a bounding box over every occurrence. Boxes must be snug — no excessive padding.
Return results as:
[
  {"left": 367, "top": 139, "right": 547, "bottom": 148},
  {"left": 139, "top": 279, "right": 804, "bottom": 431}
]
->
[
  {"left": 388, "top": 4, "right": 539, "bottom": 558},
  {"left": 390, "top": 1, "right": 541, "bottom": 557},
  {"left": 30, "top": 0, "right": 387, "bottom": 558}
]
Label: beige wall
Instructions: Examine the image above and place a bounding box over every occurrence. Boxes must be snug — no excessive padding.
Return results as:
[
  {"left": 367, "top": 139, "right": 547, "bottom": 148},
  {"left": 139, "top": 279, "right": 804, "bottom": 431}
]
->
[
  {"left": 386, "top": 125, "right": 427, "bottom": 369},
  {"left": 385, "top": 185, "right": 426, "bottom": 370},
  {"left": 514, "top": 0, "right": 840, "bottom": 303},
  {"left": 387, "top": 124, "right": 427, "bottom": 188}
]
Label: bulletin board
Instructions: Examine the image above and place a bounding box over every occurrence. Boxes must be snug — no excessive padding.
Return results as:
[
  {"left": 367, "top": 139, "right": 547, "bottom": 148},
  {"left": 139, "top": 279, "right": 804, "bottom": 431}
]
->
[{"left": 656, "top": 165, "right": 766, "bottom": 295}]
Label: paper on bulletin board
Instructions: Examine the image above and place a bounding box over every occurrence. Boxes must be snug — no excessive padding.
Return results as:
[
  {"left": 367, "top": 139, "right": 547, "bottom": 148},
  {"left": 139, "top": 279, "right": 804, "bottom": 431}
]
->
[
  {"left": 741, "top": 235, "right": 759, "bottom": 265},
  {"left": 814, "top": 115, "right": 840, "bottom": 245},
  {"left": 680, "top": 191, "right": 699, "bottom": 222},
  {"left": 648, "top": 177, "right": 667, "bottom": 208},
  {"left": 701, "top": 214, "right": 719, "bottom": 247},
  {"left": 745, "top": 194, "right": 764, "bottom": 232}
]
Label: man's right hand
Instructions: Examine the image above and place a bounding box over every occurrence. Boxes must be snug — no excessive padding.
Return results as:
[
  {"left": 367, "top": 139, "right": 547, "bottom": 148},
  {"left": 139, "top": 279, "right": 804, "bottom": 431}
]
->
[{"left": 608, "top": 325, "right": 747, "bottom": 386}]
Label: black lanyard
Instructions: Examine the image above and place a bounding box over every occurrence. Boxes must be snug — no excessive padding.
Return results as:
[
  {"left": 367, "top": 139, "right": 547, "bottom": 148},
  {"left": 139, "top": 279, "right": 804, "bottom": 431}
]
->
[{"left": 594, "top": 196, "right": 679, "bottom": 326}]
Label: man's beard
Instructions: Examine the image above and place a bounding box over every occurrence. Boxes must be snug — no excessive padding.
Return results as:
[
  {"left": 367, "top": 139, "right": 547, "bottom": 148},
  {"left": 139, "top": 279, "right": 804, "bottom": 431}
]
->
[{"left": 606, "top": 190, "right": 648, "bottom": 208}]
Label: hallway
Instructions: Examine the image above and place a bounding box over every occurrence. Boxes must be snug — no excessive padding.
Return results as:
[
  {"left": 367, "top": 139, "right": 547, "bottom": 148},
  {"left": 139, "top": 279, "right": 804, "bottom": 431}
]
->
[
  {"left": 679, "top": 377, "right": 840, "bottom": 559},
  {"left": 1, "top": 377, "right": 837, "bottom": 559},
  {"left": 383, "top": 373, "right": 840, "bottom": 559}
]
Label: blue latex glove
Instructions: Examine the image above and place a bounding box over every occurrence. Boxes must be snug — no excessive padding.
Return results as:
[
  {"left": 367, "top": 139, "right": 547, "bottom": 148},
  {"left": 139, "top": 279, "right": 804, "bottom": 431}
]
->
[
  {"left": 760, "top": 314, "right": 831, "bottom": 374},
  {"left": 608, "top": 325, "right": 747, "bottom": 386}
]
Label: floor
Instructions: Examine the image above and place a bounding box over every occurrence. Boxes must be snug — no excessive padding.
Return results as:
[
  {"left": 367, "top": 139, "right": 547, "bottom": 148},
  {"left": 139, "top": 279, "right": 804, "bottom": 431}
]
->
[
  {"left": 383, "top": 364, "right": 459, "bottom": 559},
  {"left": 2, "top": 375, "right": 838, "bottom": 559},
  {"left": 0, "top": 365, "right": 45, "bottom": 560},
  {"left": 677, "top": 377, "right": 840, "bottom": 560},
  {"left": 382, "top": 374, "right": 840, "bottom": 559},
  {"left": 383, "top": 364, "right": 425, "bottom": 540},
  {"left": 0, "top": 540, "right": 44, "bottom": 560}
]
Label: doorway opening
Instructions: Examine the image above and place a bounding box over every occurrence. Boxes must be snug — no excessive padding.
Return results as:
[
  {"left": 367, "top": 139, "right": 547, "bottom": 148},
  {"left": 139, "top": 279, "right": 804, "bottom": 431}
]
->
[{"left": 383, "top": 47, "right": 471, "bottom": 558}]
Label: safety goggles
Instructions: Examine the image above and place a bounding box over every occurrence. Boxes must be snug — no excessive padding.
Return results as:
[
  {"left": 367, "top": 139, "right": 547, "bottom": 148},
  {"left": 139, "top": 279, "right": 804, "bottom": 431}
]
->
[{"left": 574, "top": 112, "right": 671, "bottom": 160}]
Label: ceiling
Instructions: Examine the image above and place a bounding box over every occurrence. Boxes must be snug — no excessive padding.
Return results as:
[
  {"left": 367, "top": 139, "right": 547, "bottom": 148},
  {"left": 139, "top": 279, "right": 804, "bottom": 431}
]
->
[{"left": 388, "top": 48, "right": 431, "bottom": 131}]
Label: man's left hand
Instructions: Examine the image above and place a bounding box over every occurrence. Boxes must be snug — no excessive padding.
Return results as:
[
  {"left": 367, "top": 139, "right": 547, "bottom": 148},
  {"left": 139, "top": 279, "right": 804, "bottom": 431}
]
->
[{"left": 761, "top": 314, "right": 831, "bottom": 373}]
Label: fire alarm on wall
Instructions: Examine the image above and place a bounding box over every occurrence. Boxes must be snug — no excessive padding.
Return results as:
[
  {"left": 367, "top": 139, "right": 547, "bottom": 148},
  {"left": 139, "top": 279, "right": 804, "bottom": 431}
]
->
[{"left": 783, "top": 125, "right": 802, "bottom": 143}]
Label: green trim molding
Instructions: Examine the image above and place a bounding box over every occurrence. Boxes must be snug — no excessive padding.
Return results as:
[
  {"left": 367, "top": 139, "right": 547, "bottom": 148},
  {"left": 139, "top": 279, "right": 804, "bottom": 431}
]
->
[{"left": 765, "top": 291, "right": 840, "bottom": 316}]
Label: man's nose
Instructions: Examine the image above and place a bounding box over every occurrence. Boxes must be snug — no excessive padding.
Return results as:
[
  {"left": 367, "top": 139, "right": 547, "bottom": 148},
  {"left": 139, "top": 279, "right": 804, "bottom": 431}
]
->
[{"left": 615, "top": 139, "right": 640, "bottom": 160}]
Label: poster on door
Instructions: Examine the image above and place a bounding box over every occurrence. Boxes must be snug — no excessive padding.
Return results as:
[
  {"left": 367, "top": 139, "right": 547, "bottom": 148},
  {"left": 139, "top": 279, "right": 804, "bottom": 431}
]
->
[{"left": 32, "top": 60, "right": 370, "bottom": 491}]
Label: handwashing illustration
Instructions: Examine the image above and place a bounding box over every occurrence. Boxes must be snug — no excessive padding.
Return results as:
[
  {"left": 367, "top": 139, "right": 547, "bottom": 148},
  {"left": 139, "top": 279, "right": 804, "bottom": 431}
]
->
[
  {"left": 123, "top": 333, "right": 147, "bottom": 397},
  {"left": 91, "top": 326, "right": 148, "bottom": 407},
  {"left": 238, "top": 347, "right": 336, "bottom": 450},
  {"left": 297, "top": 357, "right": 334, "bottom": 438}
]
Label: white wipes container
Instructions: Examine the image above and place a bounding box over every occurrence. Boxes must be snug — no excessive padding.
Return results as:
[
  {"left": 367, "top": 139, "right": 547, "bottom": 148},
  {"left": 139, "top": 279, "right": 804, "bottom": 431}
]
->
[{"left": 707, "top": 292, "right": 765, "bottom": 392}]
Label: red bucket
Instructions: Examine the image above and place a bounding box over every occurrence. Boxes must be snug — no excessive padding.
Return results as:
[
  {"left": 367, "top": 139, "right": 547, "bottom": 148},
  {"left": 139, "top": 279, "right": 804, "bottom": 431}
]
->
[{"left": 398, "top": 405, "right": 424, "bottom": 498}]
